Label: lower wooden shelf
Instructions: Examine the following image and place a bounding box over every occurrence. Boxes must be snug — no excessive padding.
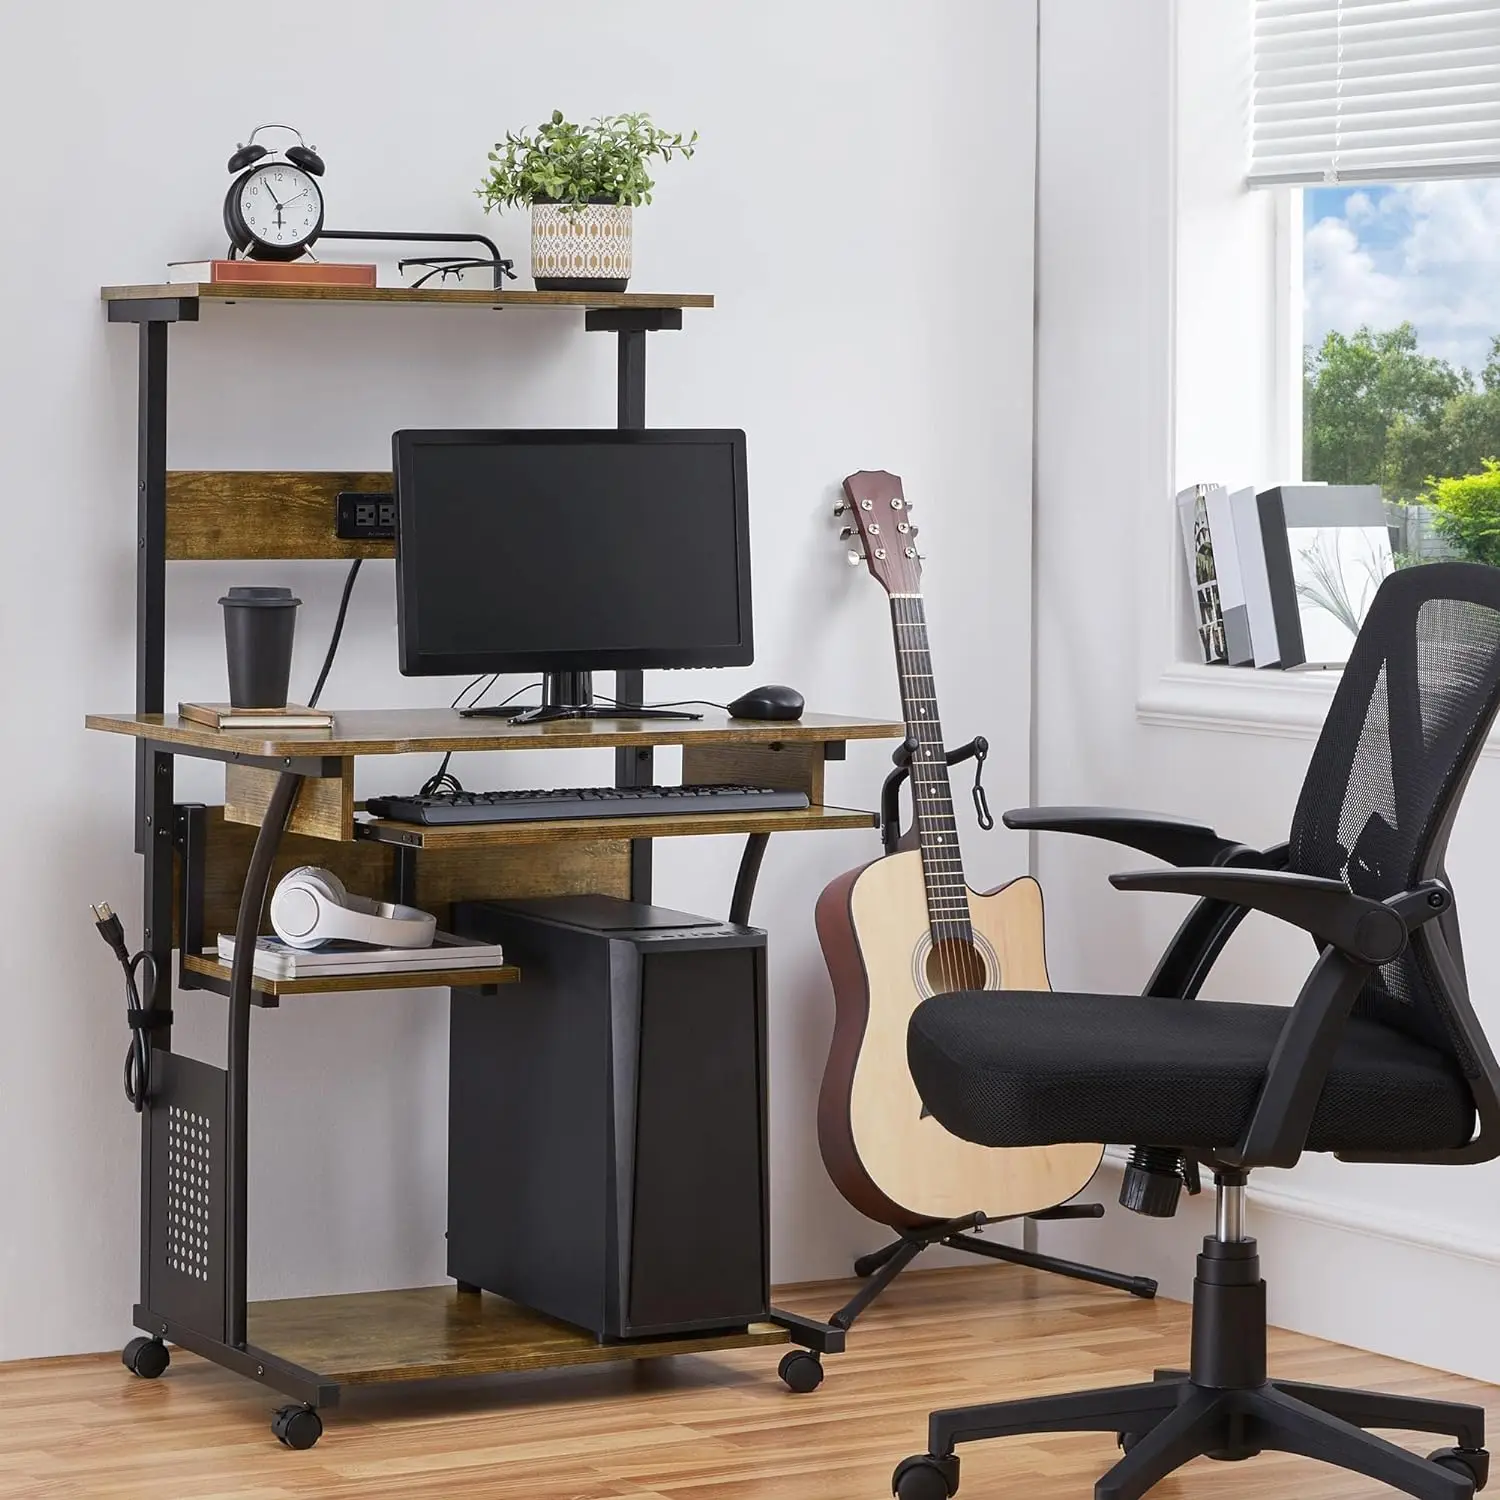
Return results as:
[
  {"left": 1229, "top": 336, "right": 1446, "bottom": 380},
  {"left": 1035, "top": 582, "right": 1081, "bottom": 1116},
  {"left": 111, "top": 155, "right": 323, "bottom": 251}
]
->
[
  {"left": 181, "top": 953, "right": 519, "bottom": 997},
  {"left": 246, "top": 1285, "right": 788, "bottom": 1386}
]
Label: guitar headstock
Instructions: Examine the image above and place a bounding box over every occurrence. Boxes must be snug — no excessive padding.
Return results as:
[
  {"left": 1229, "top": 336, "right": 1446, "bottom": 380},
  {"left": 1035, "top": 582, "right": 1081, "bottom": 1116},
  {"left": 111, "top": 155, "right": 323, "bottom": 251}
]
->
[{"left": 838, "top": 469, "right": 921, "bottom": 595}]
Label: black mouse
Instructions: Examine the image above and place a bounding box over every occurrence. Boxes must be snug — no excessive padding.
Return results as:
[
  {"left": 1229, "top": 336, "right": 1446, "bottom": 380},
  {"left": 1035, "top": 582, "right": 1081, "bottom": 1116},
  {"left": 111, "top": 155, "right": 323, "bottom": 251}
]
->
[{"left": 728, "top": 684, "right": 805, "bottom": 721}]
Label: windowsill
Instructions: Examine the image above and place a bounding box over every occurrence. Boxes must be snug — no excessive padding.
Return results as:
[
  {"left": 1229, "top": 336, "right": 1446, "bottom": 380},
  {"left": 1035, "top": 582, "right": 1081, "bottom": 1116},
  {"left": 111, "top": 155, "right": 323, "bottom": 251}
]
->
[
  {"left": 1138, "top": 661, "right": 1500, "bottom": 758},
  {"left": 1137, "top": 660, "right": 1341, "bottom": 740}
]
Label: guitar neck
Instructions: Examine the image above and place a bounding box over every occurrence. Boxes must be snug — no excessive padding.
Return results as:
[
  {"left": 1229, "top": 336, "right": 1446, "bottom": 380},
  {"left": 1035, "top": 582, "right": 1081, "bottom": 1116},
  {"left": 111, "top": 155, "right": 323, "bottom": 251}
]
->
[{"left": 889, "top": 595, "right": 971, "bottom": 936}]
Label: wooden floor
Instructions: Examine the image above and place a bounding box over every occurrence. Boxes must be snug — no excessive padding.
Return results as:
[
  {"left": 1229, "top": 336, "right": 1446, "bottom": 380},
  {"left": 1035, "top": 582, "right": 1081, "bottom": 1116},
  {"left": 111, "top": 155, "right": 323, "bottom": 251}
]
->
[{"left": 0, "top": 1265, "right": 1494, "bottom": 1498}]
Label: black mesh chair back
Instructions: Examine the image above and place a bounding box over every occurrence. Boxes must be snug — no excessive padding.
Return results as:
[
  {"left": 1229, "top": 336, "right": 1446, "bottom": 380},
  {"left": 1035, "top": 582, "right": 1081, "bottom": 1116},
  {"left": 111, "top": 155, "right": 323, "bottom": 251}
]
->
[{"left": 1288, "top": 562, "right": 1500, "bottom": 1081}]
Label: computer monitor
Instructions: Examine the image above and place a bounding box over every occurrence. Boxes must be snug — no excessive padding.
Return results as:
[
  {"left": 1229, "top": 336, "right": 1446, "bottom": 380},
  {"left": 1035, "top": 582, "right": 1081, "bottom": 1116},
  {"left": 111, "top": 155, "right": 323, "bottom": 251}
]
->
[{"left": 393, "top": 429, "right": 752, "bottom": 722}]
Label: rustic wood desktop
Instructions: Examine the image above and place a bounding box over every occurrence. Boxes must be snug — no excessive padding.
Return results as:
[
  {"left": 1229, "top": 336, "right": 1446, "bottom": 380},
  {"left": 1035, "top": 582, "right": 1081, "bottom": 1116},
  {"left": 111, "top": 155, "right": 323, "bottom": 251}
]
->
[{"left": 87, "top": 283, "right": 903, "bottom": 1446}]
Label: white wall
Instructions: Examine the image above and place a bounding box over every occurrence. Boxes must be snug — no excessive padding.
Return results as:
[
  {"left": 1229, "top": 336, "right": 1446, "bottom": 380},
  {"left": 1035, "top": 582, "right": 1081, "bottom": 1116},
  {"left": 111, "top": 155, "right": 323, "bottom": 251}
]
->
[
  {"left": 1032, "top": 0, "right": 1500, "bottom": 1383},
  {"left": 0, "top": 1, "right": 1040, "bottom": 1357}
]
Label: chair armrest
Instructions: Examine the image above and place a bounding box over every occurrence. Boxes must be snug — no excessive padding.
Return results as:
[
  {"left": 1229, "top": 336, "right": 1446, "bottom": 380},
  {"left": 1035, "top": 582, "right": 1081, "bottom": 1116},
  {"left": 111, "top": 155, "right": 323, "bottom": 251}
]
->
[
  {"left": 1112, "top": 868, "right": 1456, "bottom": 1168},
  {"left": 1107, "top": 866, "right": 1435, "bottom": 965},
  {"left": 1002, "top": 805, "right": 1253, "bottom": 867}
]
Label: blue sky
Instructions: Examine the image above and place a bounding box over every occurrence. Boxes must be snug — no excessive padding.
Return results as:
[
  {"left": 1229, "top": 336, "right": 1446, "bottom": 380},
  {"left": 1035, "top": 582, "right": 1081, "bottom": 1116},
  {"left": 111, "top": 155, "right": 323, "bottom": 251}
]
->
[{"left": 1304, "top": 181, "right": 1500, "bottom": 377}]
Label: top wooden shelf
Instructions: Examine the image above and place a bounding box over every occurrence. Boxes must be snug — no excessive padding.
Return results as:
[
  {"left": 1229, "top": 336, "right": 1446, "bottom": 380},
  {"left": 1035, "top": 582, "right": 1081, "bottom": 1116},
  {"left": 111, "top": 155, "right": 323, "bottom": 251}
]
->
[
  {"left": 101, "top": 284, "right": 713, "bottom": 312},
  {"left": 84, "top": 708, "right": 903, "bottom": 761}
]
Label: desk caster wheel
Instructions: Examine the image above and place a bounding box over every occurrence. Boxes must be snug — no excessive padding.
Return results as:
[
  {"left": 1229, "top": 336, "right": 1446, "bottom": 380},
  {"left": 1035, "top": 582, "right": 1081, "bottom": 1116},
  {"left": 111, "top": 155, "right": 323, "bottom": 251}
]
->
[
  {"left": 272, "top": 1404, "right": 322, "bottom": 1449},
  {"left": 1430, "top": 1447, "right": 1489, "bottom": 1491},
  {"left": 122, "top": 1336, "right": 169, "bottom": 1379},
  {"left": 778, "top": 1349, "right": 824, "bottom": 1393},
  {"left": 893, "top": 1454, "right": 959, "bottom": 1500}
]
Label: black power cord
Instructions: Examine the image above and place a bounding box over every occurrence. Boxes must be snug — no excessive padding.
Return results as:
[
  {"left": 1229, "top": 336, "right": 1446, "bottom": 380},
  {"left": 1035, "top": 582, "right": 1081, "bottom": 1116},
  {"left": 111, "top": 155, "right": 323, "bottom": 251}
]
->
[
  {"left": 92, "top": 903, "right": 169, "bottom": 1112},
  {"left": 306, "top": 558, "right": 363, "bottom": 709},
  {"left": 419, "top": 679, "right": 541, "bottom": 796}
]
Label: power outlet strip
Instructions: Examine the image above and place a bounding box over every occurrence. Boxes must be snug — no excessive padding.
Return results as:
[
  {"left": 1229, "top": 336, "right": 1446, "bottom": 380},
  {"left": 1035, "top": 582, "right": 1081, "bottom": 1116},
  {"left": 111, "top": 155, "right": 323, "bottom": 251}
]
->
[{"left": 335, "top": 491, "right": 397, "bottom": 541}]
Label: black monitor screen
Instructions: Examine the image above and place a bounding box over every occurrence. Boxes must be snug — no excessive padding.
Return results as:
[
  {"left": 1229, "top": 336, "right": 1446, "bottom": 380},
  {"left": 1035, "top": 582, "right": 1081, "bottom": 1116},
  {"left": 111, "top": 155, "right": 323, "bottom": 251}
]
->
[{"left": 394, "top": 430, "right": 752, "bottom": 675}]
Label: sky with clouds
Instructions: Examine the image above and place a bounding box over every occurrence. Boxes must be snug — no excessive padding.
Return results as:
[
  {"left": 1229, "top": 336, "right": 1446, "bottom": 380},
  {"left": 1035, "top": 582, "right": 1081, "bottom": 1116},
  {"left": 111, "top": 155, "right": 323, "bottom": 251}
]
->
[{"left": 1304, "top": 180, "right": 1500, "bottom": 378}]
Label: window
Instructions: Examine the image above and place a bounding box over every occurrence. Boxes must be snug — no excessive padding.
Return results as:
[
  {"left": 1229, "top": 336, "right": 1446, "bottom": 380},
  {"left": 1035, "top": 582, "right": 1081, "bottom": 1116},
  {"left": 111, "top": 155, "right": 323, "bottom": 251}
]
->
[
  {"left": 1302, "top": 179, "right": 1500, "bottom": 566},
  {"left": 1253, "top": 1, "right": 1500, "bottom": 569}
]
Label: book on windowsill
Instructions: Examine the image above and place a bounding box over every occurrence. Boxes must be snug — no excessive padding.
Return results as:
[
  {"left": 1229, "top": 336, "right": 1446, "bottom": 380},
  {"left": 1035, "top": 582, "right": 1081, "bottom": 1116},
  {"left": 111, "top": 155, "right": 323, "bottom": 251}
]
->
[
  {"left": 179, "top": 701, "right": 334, "bottom": 731},
  {"left": 166, "top": 259, "right": 378, "bottom": 288},
  {"left": 216, "top": 931, "right": 505, "bottom": 981}
]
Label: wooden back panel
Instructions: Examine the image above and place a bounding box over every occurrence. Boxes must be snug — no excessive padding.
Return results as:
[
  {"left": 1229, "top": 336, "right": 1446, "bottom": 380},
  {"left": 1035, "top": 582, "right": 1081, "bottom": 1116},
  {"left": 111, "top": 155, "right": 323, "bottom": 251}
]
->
[
  {"left": 176, "top": 808, "right": 630, "bottom": 947},
  {"left": 167, "top": 472, "right": 393, "bottom": 560}
]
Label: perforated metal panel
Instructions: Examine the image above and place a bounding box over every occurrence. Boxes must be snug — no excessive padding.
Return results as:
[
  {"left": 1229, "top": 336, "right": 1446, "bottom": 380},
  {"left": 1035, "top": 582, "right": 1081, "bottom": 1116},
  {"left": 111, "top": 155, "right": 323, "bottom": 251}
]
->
[
  {"left": 147, "top": 1052, "right": 226, "bottom": 1334},
  {"left": 165, "top": 1105, "right": 213, "bottom": 1281}
]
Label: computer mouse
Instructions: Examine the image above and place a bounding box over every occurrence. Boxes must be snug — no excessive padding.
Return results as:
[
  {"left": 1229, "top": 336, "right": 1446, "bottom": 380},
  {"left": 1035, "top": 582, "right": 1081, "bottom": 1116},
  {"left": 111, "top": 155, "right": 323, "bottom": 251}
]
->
[{"left": 728, "top": 684, "right": 805, "bottom": 721}]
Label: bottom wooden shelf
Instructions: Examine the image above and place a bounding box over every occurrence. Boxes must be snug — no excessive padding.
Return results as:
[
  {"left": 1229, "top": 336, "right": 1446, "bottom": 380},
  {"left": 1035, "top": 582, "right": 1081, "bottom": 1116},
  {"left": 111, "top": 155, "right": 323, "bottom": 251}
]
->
[{"left": 245, "top": 1285, "right": 788, "bottom": 1386}]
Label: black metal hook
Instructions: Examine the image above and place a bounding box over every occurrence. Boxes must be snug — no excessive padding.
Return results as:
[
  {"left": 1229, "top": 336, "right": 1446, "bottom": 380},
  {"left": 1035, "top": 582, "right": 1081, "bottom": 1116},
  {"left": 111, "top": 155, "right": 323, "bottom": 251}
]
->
[{"left": 880, "top": 733, "right": 994, "bottom": 854}]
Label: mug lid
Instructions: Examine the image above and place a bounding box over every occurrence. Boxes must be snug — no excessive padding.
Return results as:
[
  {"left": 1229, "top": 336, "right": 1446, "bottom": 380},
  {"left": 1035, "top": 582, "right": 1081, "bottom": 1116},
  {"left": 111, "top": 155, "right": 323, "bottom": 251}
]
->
[{"left": 219, "top": 586, "right": 302, "bottom": 607}]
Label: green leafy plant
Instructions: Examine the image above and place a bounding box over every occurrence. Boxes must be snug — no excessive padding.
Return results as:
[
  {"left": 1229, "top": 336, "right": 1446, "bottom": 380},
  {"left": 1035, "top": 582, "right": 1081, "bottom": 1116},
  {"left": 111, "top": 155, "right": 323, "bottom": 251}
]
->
[
  {"left": 1421, "top": 459, "right": 1500, "bottom": 566},
  {"left": 478, "top": 111, "right": 697, "bottom": 211}
]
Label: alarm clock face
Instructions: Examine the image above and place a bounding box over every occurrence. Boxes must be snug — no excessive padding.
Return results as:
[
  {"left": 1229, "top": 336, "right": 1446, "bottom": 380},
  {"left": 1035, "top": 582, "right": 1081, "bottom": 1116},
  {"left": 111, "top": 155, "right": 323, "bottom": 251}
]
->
[{"left": 236, "top": 163, "right": 323, "bottom": 254}]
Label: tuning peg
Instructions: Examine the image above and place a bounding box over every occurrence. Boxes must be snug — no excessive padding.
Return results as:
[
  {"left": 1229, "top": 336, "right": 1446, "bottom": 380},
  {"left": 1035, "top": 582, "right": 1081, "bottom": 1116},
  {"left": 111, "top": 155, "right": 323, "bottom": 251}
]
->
[
  {"left": 839, "top": 527, "right": 855, "bottom": 540},
  {"left": 847, "top": 550, "right": 863, "bottom": 566},
  {"left": 832, "top": 502, "right": 848, "bottom": 517}
]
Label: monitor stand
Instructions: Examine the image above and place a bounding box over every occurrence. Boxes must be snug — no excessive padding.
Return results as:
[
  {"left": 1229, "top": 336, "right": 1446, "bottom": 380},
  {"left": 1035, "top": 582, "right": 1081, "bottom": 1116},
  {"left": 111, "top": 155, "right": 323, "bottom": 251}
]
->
[{"left": 460, "top": 671, "right": 701, "bottom": 725}]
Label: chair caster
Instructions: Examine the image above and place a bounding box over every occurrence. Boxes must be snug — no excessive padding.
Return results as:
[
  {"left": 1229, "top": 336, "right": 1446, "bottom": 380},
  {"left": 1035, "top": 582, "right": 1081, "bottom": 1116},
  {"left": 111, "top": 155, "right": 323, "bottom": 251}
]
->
[
  {"left": 892, "top": 1453, "right": 959, "bottom": 1500},
  {"left": 272, "top": 1403, "right": 323, "bottom": 1449},
  {"left": 122, "top": 1336, "right": 169, "bottom": 1379},
  {"left": 1117, "top": 1431, "right": 1141, "bottom": 1453},
  {"left": 1430, "top": 1446, "right": 1489, "bottom": 1491},
  {"left": 778, "top": 1348, "right": 824, "bottom": 1393}
]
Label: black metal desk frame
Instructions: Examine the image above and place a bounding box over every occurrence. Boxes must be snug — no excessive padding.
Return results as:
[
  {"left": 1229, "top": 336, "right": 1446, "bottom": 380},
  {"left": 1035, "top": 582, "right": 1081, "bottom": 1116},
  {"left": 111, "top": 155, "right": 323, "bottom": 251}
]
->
[{"left": 103, "top": 288, "right": 854, "bottom": 1443}]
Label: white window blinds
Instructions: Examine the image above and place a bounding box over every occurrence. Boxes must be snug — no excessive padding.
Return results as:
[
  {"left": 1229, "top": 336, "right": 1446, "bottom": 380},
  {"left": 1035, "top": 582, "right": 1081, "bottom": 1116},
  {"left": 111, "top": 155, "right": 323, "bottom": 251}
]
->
[{"left": 1250, "top": 0, "right": 1500, "bottom": 185}]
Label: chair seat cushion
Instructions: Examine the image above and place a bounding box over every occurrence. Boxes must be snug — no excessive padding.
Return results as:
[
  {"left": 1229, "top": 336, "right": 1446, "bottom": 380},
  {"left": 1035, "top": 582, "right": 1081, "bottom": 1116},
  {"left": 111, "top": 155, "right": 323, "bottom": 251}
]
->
[{"left": 907, "top": 990, "right": 1474, "bottom": 1154}]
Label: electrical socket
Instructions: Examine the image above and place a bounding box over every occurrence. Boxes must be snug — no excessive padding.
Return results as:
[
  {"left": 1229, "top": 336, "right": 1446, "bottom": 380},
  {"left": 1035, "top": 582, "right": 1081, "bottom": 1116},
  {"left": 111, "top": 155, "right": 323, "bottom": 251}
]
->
[{"left": 335, "top": 491, "right": 397, "bottom": 540}]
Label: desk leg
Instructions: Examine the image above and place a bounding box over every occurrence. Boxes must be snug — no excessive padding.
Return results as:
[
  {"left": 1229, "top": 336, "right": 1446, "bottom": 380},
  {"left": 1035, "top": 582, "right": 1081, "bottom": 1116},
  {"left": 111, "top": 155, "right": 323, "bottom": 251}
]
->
[
  {"left": 730, "top": 833, "right": 770, "bottom": 926},
  {"left": 224, "top": 771, "right": 301, "bottom": 1348}
]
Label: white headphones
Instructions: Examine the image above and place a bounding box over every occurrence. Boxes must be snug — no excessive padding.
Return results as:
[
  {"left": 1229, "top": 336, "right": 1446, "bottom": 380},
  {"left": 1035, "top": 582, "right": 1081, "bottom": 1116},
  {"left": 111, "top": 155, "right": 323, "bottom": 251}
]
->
[{"left": 270, "top": 867, "right": 437, "bottom": 951}]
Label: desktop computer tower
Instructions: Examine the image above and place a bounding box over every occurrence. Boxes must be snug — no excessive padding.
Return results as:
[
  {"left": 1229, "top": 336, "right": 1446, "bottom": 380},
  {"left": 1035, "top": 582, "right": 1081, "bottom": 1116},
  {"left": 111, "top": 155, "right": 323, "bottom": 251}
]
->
[{"left": 448, "top": 895, "right": 769, "bottom": 1341}]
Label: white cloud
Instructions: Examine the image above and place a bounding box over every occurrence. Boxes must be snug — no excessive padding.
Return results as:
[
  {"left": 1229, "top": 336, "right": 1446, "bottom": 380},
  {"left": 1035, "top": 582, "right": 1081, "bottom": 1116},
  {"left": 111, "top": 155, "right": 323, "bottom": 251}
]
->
[{"left": 1304, "top": 181, "right": 1500, "bottom": 375}]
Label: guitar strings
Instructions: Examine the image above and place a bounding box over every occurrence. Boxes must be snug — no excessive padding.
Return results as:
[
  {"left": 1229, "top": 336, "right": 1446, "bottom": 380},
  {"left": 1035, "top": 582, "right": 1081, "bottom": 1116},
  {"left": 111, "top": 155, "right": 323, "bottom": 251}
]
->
[{"left": 890, "top": 593, "right": 968, "bottom": 995}]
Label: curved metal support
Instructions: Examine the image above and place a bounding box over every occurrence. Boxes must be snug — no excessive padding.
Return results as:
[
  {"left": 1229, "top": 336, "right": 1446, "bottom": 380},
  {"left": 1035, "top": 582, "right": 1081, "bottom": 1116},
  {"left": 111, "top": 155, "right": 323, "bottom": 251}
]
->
[
  {"left": 225, "top": 771, "right": 301, "bottom": 1347},
  {"left": 730, "top": 833, "right": 770, "bottom": 926}
]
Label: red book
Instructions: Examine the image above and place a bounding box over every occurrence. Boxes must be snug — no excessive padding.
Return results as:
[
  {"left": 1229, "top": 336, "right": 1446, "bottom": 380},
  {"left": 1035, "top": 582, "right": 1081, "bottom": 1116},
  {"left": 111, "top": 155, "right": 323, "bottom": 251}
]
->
[{"left": 166, "top": 259, "right": 378, "bottom": 288}]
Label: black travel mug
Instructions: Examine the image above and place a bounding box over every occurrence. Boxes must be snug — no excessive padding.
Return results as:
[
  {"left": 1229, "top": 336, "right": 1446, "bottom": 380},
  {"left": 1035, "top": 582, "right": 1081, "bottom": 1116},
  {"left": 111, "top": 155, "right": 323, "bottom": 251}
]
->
[{"left": 220, "top": 586, "right": 301, "bottom": 708}]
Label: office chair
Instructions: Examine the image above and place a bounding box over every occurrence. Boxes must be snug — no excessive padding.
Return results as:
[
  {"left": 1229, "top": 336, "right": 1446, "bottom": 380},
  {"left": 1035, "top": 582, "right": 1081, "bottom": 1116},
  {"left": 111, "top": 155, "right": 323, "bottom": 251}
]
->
[{"left": 892, "top": 563, "right": 1500, "bottom": 1500}]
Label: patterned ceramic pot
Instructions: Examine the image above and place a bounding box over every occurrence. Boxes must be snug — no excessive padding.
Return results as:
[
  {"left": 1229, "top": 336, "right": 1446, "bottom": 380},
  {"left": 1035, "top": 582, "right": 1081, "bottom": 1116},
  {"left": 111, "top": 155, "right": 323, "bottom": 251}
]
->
[{"left": 530, "top": 201, "right": 632, "bottom": 291}]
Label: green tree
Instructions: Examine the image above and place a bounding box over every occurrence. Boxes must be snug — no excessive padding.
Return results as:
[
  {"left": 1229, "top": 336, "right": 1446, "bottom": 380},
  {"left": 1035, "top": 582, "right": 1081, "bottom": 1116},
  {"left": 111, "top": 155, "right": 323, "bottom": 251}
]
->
[
  {"left": 1304, "top": 324, "right": 1468, "bottom": 499},
  {"left": 1422, "top": 460, "right": 1500, "bottom": 566},
  {"left": 1383, "top": 335, "right": 1500, "bottom": 496}
]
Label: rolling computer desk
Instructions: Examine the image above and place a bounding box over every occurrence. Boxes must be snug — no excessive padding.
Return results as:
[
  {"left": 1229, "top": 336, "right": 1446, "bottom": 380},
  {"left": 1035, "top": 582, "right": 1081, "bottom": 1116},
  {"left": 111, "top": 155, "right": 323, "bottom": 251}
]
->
[{"left": 87, "top": 282, "right": 903, "bottom": 1445}]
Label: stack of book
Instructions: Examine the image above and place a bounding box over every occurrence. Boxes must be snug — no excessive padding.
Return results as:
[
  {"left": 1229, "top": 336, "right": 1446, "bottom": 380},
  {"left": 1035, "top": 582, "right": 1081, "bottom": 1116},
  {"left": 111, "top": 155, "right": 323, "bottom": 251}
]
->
[
  {"left": 216, "top": 931, "right": 506, "bottom": 982},
  {"left": 179, "top": 702, "right": 333, "bottom": 732},
  {"left": 1176, "top": 484, "right": 1393, "bottom": 670},
  {"left": 167, "top": 260, "right": 377, "bottom": 288}
]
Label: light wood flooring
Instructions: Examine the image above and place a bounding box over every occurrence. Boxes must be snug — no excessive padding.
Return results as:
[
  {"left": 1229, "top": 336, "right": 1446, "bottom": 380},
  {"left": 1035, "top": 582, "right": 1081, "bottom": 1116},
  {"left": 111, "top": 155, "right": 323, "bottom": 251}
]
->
[{"left": 0, "top": 1265, "right": 1493, "bottom": 1498}]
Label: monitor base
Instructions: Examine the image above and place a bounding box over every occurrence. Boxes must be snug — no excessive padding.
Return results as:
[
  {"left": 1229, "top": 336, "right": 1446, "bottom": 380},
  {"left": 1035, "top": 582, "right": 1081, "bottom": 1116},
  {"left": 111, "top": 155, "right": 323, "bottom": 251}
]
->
[
  {"left": 457, "top": 670, "right": 702, "bottom": 725},
  {"left": 472, "top": 703, "right": 702, "bottom": 725}
]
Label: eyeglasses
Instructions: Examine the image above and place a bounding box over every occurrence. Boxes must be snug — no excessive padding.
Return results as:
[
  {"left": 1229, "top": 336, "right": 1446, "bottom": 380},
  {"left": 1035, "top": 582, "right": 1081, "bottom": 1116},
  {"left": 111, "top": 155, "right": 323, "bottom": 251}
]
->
[{"left": 398, "top": 256, "right": 517, "bottom": 290}]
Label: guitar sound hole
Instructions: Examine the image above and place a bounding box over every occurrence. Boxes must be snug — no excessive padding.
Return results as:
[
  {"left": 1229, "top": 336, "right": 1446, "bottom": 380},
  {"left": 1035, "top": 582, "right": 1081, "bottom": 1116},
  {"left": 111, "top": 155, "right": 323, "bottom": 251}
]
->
[{"left": 924, "top": 939, "right": 987, "bottom": 994}]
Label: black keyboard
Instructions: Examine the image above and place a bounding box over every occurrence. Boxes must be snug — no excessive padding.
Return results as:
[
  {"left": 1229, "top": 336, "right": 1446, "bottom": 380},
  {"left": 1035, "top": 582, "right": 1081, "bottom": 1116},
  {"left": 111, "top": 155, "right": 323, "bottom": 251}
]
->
[{"left": 365, "top": 784, "right": 812, "bottom": 827}]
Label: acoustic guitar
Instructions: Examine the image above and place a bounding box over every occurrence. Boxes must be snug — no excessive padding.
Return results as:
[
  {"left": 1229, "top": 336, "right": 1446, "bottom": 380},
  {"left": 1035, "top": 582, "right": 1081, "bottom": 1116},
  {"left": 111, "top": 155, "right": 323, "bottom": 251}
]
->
[{"left": 815, "top": 469, "right": 1103, "bottom": 1228}]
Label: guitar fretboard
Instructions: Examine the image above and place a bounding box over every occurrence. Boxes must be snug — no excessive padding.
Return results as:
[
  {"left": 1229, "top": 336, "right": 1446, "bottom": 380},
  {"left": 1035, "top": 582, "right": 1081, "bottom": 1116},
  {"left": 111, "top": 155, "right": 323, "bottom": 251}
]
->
[{"left": 889, "top": 595, "right": 973, "bottom": 945}]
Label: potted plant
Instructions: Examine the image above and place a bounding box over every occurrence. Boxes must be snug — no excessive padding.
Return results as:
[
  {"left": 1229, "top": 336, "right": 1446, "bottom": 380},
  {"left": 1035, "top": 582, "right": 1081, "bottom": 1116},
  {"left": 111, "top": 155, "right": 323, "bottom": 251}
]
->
[{"left": 477, "top": 111, "right": 696, "bottom": 291}]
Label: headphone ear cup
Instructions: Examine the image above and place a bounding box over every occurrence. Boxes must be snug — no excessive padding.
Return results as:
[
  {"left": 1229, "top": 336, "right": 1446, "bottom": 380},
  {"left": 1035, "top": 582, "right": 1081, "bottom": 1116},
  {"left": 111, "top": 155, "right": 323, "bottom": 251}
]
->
[
  {"left": 227, "top": 142, "right": 269, "bottom": 173},
  {"left": 285, "top": 145, "right": 325, "bottom": 176}
]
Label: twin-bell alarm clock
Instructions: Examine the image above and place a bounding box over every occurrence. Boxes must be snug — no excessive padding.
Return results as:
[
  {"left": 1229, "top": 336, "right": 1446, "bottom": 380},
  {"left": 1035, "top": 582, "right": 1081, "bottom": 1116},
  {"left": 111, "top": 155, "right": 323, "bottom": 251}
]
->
[{"left": 223, "top": 124, "right": 326, "bottom": 261}]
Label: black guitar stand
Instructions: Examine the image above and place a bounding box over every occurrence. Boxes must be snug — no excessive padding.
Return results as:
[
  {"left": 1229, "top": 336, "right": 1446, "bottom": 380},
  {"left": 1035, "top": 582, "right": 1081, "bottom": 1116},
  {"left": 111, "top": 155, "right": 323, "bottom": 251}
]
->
[{"left": 771, "top": 738, "right": 1160, "bottom": 1390}]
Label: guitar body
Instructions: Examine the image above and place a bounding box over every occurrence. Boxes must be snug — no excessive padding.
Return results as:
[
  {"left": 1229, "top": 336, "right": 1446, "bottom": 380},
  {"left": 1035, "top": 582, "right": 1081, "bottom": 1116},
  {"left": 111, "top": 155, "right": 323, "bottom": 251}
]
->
[{"left": 817, "top": 849, "right": 1104, "bottom": 1228}]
